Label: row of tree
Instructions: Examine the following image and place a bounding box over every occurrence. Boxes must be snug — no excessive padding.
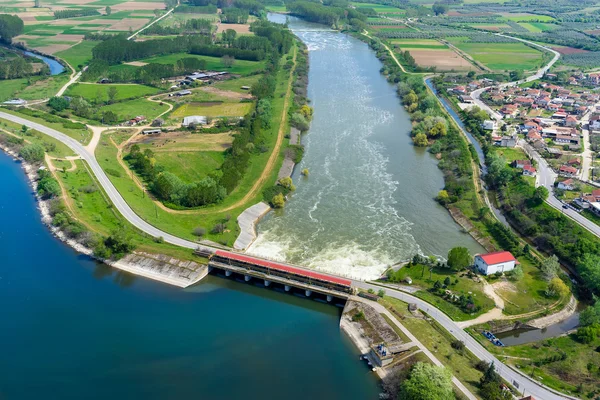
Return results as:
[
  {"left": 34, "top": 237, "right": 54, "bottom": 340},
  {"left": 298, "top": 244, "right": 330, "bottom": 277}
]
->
[
  {"left": 0, "top": 56, "right": 48, "bottom": 80},
  {"left": 53, "top": 8, "right": 100, "bottom": 19}
]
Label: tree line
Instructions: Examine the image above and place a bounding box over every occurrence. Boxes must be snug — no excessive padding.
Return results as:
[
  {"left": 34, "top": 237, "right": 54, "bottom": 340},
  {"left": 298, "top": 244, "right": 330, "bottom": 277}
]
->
[
  {"left": 0, "top": 55, "right": 49, "bottom": 80},
  {"left": 0, "top": 14, "right": 24, "bottom": 44},
  {"left": 53, "top": 8, "right": 100, "bottom": 19}
]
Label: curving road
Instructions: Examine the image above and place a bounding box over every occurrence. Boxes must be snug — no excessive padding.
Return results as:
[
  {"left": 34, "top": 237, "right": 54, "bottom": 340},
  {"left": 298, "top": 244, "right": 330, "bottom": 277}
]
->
[{"left": 355, "top": 281, "right": 576, "bottom": 400}]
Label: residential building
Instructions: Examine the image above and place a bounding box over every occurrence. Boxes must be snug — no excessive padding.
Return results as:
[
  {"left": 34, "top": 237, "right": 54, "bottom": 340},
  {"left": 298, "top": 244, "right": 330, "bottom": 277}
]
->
[
  {"left": 559, "top": 165, "right": 578, "bottom": 177},
  {"left": 523, "top": 165, "right": 536, "bottom": 177},
  {"left": 513, "top": 160, "right": 531, "bottom": 169},
  {"left": 558, "top": 179, "right": 575, "bottom": 190},
  {"left": 482, "top": 120, "right": 496, "bottom": 130},
  {"left": 475, "top": 251, "right": 517, "bottom": 275}
]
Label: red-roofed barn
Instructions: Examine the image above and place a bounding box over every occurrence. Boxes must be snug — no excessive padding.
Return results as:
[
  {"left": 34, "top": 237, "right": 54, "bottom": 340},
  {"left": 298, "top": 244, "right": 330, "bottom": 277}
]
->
[{"left": 475, "top": 251, "right": 517, "bottom": 275}]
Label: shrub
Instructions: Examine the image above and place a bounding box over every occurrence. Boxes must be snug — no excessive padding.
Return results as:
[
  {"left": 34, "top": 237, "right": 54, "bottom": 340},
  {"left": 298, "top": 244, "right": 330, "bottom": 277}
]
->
[
  {"left": 19, "top": 143, "right": 45, "bottom": 163},
  {"left": 193, "top": 227, "right": 206, "bottom": 237}
]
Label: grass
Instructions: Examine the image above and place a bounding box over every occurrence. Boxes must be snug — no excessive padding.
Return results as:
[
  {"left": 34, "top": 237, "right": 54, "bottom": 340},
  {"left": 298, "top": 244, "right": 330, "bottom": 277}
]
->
[
  {"left": 170, "top": 101, "right": 253, "bottom": 118},
  {"left": 380, "top": 296, "right": 484, "bottom": 397},
  {"left": 0, "top": 108, "right": 92, "bottom": 145},
  {"left": 494, "top": 147, "right": 528, "bottom": 164},
  {"left": 518, "top": 22, "right": 556, "bottom": 33},
  {"left": 0, "top": 119, "right": 74, "bottom": 158},
  {"left": 151, "top": 151, "right": 225, "bottom": 183},
  {"left": 503, "top": 14, "right": 556, "bottom": 22},
  {"left": 212, "top": 74, "right": 261, "bottom": 93},
  {"left": 386, "top": 265, "right": 495, "bottom": 321},
  {"left": 65, "top": 83, "right": 160, "bottom": 102},
  {"left": 0, "top": 79, "right": 28, "bottom": 102},
  {"left": 473, "top": 331, "right": 600, "bottom": 398},
  {"left": 265, "top": 5, "right": 286, "bottom": 12},
  {"left": 350, "top": 2, "right": 405, "bottom": 14},
  {"left": 389, "top": 39, "right": 447, "bottom": 49},
  {"left": 452, "top": 42, "right": 545, "bottom": 71},
  {"left": 137, "top": 53, "right": 265, "bottom": 76},
  {"left": 93, "top": 43, "right": 295, "bottom": 246},
  {"left": 55, "top": 40, "right": 100, "bottom": 69},
  {"left": 99, "top": 98, "right": 169, "bottom": 122}
]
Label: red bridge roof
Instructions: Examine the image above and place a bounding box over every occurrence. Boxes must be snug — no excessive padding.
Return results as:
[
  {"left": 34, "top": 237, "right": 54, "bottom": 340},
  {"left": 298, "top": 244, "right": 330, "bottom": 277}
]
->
[{"left": 214, "top": 250, "right": 352, "bottom": 287}]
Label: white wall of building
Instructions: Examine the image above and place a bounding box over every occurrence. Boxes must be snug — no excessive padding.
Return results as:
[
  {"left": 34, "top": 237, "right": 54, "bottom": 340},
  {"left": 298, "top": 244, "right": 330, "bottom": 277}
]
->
[{"left": 475, "top": 256, "right": 516, "bottom": 275}]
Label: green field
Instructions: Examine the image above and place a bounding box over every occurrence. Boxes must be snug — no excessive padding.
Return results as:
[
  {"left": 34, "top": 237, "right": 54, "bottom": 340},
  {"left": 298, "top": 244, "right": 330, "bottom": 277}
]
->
[
  {"left": 518, "top": 22, "right": 557, "bottom": 32},
  {"left": 99, "top": 98, "right": 169, "bottom": 122},
  {"left": 138, "top": 53, "right": 265, "bottom": 76},
  {"left": 350, "top": 1, "right": 405, "bottom": 14},
  {"left": 55, "top": 41, "right": 100, "bottom": 69},
  {"left": 152, "top": 151, "right": 225, "bottom": 183},
  {"left": 452, "top": 42, "right": 544, "bottom": 71},
  {"left": 0, "top": 79, "right": 28, "bottom": 102},
  {"left": 389, "top": 39, "right": 447, "bottom": 49},
  {"left": 0, "top": 74, "right": 70, "bottom": 101},
  {"left": 467, "top": 23, "right": 512, "bottom": 32},
  {"left": 502, "top": 13, "right": 556, "bottom": 22},
  {"left": 171, "top": 101, "right": 253, "bottom": 118},
  {"left": 213, "top": 75, "right": 261, "bottom": 93},
  {"left": 66, "top": 83, "right": 160, "bottom": 102},
  {"left": 265, "top": 5, "right": 287, "bottom": 12}
]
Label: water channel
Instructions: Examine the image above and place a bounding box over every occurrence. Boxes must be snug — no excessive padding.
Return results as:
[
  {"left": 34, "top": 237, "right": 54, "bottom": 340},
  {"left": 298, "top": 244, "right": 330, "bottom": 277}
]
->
[
  {"left": 23, "top": 50, "right": 66, "bottom": 76},
  {"left": 250, "top": 15, "right": 484, "bottom": 280},
  {"left": 0, "top": 151, "right": 379, "bottom": 398}
]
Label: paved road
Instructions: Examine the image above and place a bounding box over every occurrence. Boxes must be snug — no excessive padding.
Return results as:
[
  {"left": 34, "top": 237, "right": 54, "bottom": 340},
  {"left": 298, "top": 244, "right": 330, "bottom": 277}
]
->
[
  {"left": 0, "top": 111, "right": 212, "bottom": 252},
  {"left": 521, "top": 140, "right": 600, "bottom": 237},
  {"left": 355, "top": 282, "right": 576, "bottom": 400}
]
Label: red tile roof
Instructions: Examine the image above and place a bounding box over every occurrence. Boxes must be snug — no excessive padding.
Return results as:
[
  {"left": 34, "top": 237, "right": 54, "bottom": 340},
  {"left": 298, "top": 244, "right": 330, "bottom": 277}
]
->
[{"left": 479, "top": 251, "right": 516, "bottom": 265}]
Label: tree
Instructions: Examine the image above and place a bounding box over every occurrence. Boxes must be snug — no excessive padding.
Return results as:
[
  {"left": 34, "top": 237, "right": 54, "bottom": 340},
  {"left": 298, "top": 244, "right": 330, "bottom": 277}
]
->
[
  {"left": 532, "top": 186, "right": 549, "bottom": 205},
  {"left": 509, "top": 265, "right": 524, "bottom": 281},
  {"left": 398, "top": 362, "right": 453, "bottom": 400},
  {"left": 107, "top": 86, "right": 118, "bottom": 104},
  {"left": 192, "top": 227, "right": 206, "bottom": 237},
  {"left": 436, "top": 189, "right": 450, "bottom": 205},
  {"left": 377, "top": 289, "right": 385, "bottom": 297},
  {"left": 541, "top": 255, "right": 560, "bottom": 282},
  {"left": 221, "top": 55, "right": 235, "bottom": 68},
  {"left": 580, "top": 300, "right": 600, "bottom": 327},
  {"left": 480, "top": 362, "right": 501, "bottom": 387},
  {"left": 413, "top": 133, "right": 428, "bottom": 147},
  {"left": 443, "top": 277, "right": 451, "bottom": 286},
  {"left": 35, "top": 0, "right": 41, "bottom": 7},
  {"left": 105, "top": 6, "right": 111, "bottom": 16},
  {"left": 278, "top": 177, "right": 295, "bottom": 191},
  {"left": 0, "top": 14, "right": 24, "bottom": 44},
  {"left": 48, "top": 96, "right": 69, "bottom": 112},
  {"left": 447, "top": 247, "right": 472, "bottom": 270},
  {"left": 578, "top": 254, "right": 600, "bottom": 293},
  {"left": 102, "top": 110, "right": 118, "bottom": 125},
  {"left": 467, "top": 70, "right": 476, "bottom": 78},
  {"left": 432, "top": 3, "right": 449, "bottom": 15},
  {"left": 272, "top": 193, "right": 285, "bottom": 208},
  {"left": 221, "top": 29, "right": 236, "bottom": 46},
  {"left": 547, "top": 277, "right": 569, "bottom": 298},
  {"left": 19, "top": 143, "right": 45, "bottom": 163}
]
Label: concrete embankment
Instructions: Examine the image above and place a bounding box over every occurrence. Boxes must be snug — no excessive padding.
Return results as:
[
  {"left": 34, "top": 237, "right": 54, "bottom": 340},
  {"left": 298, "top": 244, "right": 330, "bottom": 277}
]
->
[
  {"left": 528, "top": 295, "right": 578, "bottom": 330},
  {"left": 233, "top": 202, "right": 271, "bottom": 250}
]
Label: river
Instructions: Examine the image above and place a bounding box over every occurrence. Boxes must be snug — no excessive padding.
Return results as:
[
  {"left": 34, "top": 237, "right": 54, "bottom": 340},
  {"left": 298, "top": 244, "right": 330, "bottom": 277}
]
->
[
  {"left": 250, "top": 15, "right": 483, "bottom": 280},
  {"left": 0, "top": 152, "right": 379, "bottom": 398},
  {"left": 23, "top": 50, "right": 66, "bottom": 75}
]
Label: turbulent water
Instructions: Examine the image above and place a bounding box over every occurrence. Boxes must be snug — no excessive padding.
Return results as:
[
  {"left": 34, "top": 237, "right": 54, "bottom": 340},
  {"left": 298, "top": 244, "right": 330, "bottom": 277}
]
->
[{"left": 249, "top": 15, "right": 483, "bottom": 280}]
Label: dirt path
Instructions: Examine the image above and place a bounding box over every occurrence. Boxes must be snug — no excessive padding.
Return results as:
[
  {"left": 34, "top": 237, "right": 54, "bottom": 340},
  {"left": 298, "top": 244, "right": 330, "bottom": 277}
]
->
[
  {"left": 362, "top": 30, "right": 407, "bottom": 73},
  {"left": 109, "top": 45, "right": 298, "bottom": 216}
]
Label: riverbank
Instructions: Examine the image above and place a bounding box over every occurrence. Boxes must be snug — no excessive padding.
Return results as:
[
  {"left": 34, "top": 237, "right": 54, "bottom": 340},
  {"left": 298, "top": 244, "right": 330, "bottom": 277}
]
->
[{"left": 0, "top": 143, "right": 208, "bottom": 288}]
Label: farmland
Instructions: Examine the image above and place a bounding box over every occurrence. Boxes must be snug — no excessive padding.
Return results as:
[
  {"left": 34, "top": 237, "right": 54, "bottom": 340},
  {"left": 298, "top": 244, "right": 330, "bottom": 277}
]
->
[
  {"left": 99, "top": 98, "right": 169, "bottom": 121},
  {"left": 65, "top": 83, "right": 160, "bottom": 102},
  {"left": 449, "top": 40, "right": 545, "bottom": 71},
  {"left": 170, "top": 101, "right": 253, "bottom": 118},
  {"left": 123, "top": 53, "right": 265, "bottom": 76}
]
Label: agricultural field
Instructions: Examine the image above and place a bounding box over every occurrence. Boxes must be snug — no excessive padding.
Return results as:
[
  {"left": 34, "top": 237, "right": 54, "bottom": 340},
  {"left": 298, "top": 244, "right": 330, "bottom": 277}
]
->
[
  {"left": 145, "top": 148, "right": 225, "bottom": 183},
  {"left": 389, "top": 39, "right": 447, "bottom": 49},
  {"left": 449, "top": 41, "right": 545, "bottom": 71},
  {"left": 65, "top": 83, "right": 160, "bottom": 102},
  {"left": 99, "top": 98, "right": 169, "bottom": 122},
  {"left": 54, "top": 40, "right": 99, "bottom": 69},
  {"left": 518, "top": 22, "right": 557, "bottom": 32},
  {"left": 350, "top": 2, "right": 405, "bottom": 15},
  {"left": 127, "top": 53, "right": 265, "bottom": 76},
  {"left": 406, "top": 48, "right": 477, "bottom": 71},
  {"left": 170, "top": 101, "right": 253, "bottom": 118},
  {"left": 501, "top": 13, "right": 556, "bottom": 22},
  {"left": 467, "top": 23, "right": 512, "bottom": 32}
]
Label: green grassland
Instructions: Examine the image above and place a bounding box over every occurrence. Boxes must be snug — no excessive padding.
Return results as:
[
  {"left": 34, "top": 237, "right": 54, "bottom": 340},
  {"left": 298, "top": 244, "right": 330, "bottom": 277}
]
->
[
  {"left": 0, "top": 120, "right": 74, "bottom": 159},
  {"left": 151, "top": 151, "right": 225, "bottom": 183},
  {"left": 471, "top": 329, "right": 600, "bottom": 397},
  {"left": 212, "top": 74, "right": 261, "bottom": 93},
  {"left": 171, "top": 101, "right": 253, "bottom": 118},
  {"left": 0, "top": 74, "right": 70, "bottom": 101},
  {"left": 451, "top": 41, "right": 545, "bottom": 71},
  {"left": 386, "top": 265, "right": 495, "bottom": 321},
  {"left": 55, "top": 41, "right": 100, "bottom": 69},
  {"left": 66, "top": 83, "right": 160, "bottom": 102},
  {"left": 0, "top": 79, "right": 29, "bottom": 102},
  {"left": 99, "top": 98, "right": 169, "bottom": 122},
  {"left": 93, "top": 44, "right": 296, "bottom": 246},
  {"left": 138, "top": 53, "right": 265, "bottom": 76},
  {"left": 502, "top": 14, "right": 556, "bottom": 22},
  {"left": 265, "top": 5, "right": 287, "bottom": 12},
  {"left": 350, "top": 2, "right": 405, "bottom": 14}
]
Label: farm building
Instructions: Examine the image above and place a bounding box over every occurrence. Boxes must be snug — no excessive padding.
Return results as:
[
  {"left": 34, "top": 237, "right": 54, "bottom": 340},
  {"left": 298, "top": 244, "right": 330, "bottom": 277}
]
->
[
  {"left": 182, "top": 116, "right": 208, "bottom": 127},
  {"left": 475, "top": 251, "right": 517, "bottom": 275}
]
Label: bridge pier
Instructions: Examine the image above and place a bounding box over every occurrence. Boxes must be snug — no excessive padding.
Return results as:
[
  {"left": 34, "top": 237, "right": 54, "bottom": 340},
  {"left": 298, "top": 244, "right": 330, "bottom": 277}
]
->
[
  {"left": 284, "top": 285, "right": 291, "bottom": 292},
  {"left": 305, "top": 290, "right": 312, "bottom": 297},
  {"left": 327, "top": 295, "right": 333, "bottom": 302},
  {"left": 225, "top": 270, "right": 232, "bottom": 277},
  {"left": 264, "top": 280, "right": 271, "bottom": 287},
  {"left": 244, "top": 275, "right": 251, "bottom": 282}
]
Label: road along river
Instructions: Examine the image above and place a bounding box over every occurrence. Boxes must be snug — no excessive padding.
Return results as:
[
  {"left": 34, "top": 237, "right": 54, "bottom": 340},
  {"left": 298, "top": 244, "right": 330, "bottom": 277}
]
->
[{"left": 249, "top": 15, "right": 483, "bottom": 280}]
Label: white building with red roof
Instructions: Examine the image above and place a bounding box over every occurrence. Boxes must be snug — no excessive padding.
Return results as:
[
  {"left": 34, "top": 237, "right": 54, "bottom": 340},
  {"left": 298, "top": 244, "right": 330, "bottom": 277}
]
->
[{"left": 475, "top": 251, "right": 517, "bottom": 275}]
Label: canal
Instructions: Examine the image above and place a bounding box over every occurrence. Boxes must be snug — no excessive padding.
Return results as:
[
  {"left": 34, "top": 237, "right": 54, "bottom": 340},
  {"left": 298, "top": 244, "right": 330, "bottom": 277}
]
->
[
  {"left": 0, "top": 151, "right": 379, "bottom": 399},
  {"left": 250, "top": 15, "right": 484, "bottom": 280}
]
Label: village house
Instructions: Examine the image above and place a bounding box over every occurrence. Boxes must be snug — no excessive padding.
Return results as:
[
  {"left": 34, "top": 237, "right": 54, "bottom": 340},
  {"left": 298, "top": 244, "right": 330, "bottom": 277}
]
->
[
  {"left": 527, "top": 129, "right": 542, "bottom": 142},
  {"left": 587, "top": 72, "right": 600, "bottom": 86},
  {"left": 513, "top": 160, "right": 531, "bottom": 169},
  {"left": 523, "top": 165, "right": 537, "bottom": 177},
  {"left": 452, "top": 86, "right": 467, "bottom": 95},
  {"left": 558, "top": 179, "right": 575, "bottom": 191},
  {"left": 475, "top": 251, "right": 517, "bottom": 275},
  {"left": 559, "top": 165, "right": 578, "bottom": 177},
  {"left": 501, "top": 104, "right": 519, "bottom": 117},
  {"left": 482, "top": 120, "right": 496, "bottom": 130},
  {"left": 590, "top": 115, "right": 600, "bottom": 131},
  {"left": 459, "top": 95, "right": 474, "bottom": 104}
]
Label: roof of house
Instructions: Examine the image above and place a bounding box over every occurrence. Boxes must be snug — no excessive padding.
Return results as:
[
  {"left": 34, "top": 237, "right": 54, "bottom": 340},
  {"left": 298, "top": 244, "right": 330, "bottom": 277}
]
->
[
  {"left": 560, "top": 165, "right": 578, "bottom": 173},
  {"left": 561, "top": 178, "right": 574, "bottom": 185},
  {"left": 523, "top": 165, "right": 536, "bottom": 173},
  {"left": 478, "top": 251, "right": 516, "bottom": 265}
]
